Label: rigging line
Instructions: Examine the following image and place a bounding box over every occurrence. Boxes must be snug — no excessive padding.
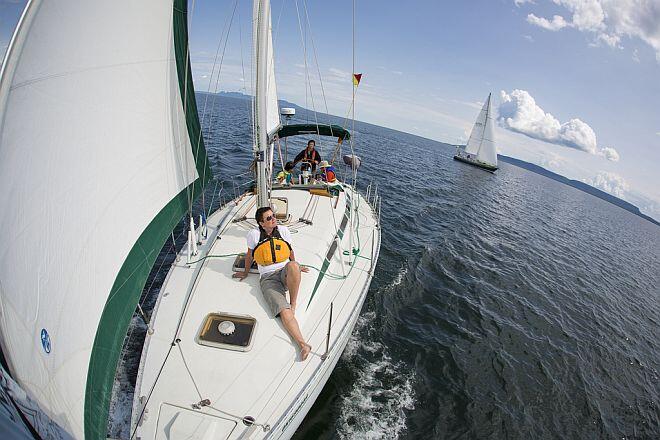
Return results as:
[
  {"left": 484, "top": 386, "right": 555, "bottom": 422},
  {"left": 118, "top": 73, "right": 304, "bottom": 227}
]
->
[
  {"left": 301, "top": 0, "right": 332, "bottom": 134},
  {"left": 177, "top": 343, "right": 204, "bottom": 400},
  {"left": 273, "top": 0, "right": 286, "bottom": 47},
  {"left": 249, "top": 2, "right": 258, "bottom": 175},
  {"left": 328, "top": 191, "right": 339, "bottom": 236},
  {"left": 309, "top": 194, "right": 320, "bottom": 222},
  {"left": 192, "top": 1, "right": 239, "bottom": 212},
  {"left": 276, "top": 137, "right": 285, "bottom": 170},
  {"left": 130, "top": 342, "right": 176, "bottom": 440},
  {"left": 295, "top": 0, "right": 308, "bottom": 123},
  {"left": 295, "top": 0, "right": 322, "bottom": 145},
  {"left": 237, "top": 4, "right": 251, "bottom": 123},
  {"left": 197, "top": 0, "right": 240, "bottom": 198},
  {"left": 131, "top": 216, "right": 190, "bottom": 329},
  {"left": 207, "top": 179, "right": 223, "bottom": 217},
  {"left": 293, "top": 0, "right": 313, "bottom": 130},
  {"left": 348, "top": 0, "right": 359, "bottom": 250}
]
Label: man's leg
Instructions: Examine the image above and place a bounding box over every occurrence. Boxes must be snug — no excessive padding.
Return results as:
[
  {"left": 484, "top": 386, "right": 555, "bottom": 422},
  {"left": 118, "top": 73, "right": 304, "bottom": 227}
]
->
[
  {"left": 285, "top": 261, "right": 301, "bottom": 313},
  {"left": 279, "top": 308, "right": 311, "bottom": 361}
]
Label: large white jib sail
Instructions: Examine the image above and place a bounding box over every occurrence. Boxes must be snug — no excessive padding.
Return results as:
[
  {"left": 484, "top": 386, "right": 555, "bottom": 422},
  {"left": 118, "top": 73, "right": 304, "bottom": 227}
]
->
[
  {"left": 464, "top": 92, "right": 497, "bottom": 167},
  {"left": 0, "top": 1, "right": 211, "bottom": 438}
]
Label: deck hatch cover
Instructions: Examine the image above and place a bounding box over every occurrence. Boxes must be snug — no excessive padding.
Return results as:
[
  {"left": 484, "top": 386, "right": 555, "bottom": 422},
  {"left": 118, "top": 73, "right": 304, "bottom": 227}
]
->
[{"left": 196, "top": 313, "right": 257, "bottom": 351}]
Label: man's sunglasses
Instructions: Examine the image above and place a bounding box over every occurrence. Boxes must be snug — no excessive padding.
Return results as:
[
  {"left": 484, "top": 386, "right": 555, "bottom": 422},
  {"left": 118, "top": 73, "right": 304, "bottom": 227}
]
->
[{"left": 263, "top": 214, "right": 275, "bottom": 222}]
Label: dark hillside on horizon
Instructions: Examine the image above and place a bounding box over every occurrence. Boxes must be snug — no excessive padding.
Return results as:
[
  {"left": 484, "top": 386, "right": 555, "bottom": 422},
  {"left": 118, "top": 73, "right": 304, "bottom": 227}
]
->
[{"left": 499, "top": 156, "right": 659, "bottom": 227}]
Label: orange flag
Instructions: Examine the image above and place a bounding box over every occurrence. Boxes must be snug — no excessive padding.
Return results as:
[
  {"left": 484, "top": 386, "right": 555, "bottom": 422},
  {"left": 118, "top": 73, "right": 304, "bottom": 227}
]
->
[{"left": 352, "top": 73, "right": 362, "bottom": 86}]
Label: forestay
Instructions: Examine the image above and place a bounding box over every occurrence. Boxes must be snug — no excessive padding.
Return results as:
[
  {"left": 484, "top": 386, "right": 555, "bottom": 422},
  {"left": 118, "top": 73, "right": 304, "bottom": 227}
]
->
[{"left": 0, "top": 1, "right": 210, "bottom": 438}]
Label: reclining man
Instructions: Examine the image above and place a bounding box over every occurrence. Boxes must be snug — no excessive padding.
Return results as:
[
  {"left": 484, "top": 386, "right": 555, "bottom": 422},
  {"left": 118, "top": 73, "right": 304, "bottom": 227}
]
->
[{"left": 233, "top": 206, "right": 312, "bottom": 361}]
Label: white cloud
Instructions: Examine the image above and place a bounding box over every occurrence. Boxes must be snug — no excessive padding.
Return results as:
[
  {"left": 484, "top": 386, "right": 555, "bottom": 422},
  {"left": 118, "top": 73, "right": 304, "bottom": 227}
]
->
[
  {"left": 328, "top": 67, "right": 350, "bottom": 78},
  {"left": 597, "top": 32, "right": 621, "bottom": 48},
  {"left": 498, "top": 89, "right": 619, "bottom": 160},
  {"left": 524, "top": 35, "right": 535, "bottom": 42},
  {"left": 515, "top": 0, "right": 536, "bottom": 5},
  {"left": 539, "top": 151, "right": 568, "bottom": 169},
  {"left": 526, "top": 13, "right": 569, "bottom": 30},
  {"left": 599, "top": 146, "right": 619, "bottom": 161},
  {"left": 633, "top": 196, "right": 660, "bottom": 222},
  {"left": 524, "top": 1, "right": 660, "bottom": 61},
  {"left": 452, "top": 98, "right": 483, "bottom": 110},
  {"left": 632, "top": 48, "right": 641, "bottom": 62},
  {"left": 558, "top": 117, "right": 598, "bottom": 153},
  {"left": 583, "top": 171, "right": 629, "bottom": 198},
  {"left": 555, "top": 0, "right": 605, "bottom": 31}
]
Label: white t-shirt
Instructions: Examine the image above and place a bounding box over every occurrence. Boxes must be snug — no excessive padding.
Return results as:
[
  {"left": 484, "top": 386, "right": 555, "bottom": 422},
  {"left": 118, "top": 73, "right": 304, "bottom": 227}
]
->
[{"left": 246, "top": 226, "right": 293, "bottom": 276}]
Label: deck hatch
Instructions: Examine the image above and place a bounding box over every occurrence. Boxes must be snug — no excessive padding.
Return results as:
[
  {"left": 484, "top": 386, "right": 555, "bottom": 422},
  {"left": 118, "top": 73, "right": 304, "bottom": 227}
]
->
[
  {"left": 233, "top": 253, "right": 259, "bottom": 273},
  {"left": 272, "top": 197, "right": 290, "bottom": 222},
  {"left": 196, "top": 313, "right": 257, "bottom": 351}
]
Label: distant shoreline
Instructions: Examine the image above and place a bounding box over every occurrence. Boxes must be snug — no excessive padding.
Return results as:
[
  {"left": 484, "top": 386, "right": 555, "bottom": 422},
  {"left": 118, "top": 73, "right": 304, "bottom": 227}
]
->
[
  {"left": 498, "top": 156, "right": 660, "bottom": 227},
  {"left": 201, "top": 91, "right": 659, "bottom": 227}
]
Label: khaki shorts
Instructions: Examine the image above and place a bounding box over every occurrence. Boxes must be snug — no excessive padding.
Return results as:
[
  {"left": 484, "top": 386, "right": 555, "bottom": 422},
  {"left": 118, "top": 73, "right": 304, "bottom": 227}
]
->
[{"left": 260, "top": 266, "right": 290, "bottom": 317}]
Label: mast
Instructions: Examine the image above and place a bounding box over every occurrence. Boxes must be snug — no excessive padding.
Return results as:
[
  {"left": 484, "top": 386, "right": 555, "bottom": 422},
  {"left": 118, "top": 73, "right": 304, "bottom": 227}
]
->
[{"left": 254, "top": 0, "right": 280, "bottom": 208}]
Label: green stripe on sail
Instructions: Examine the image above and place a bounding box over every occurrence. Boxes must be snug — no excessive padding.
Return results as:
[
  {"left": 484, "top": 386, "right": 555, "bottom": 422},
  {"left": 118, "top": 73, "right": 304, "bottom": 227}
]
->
[
  {"left": 172, "top": 0, "right": 213, "bottom": 183},
  {"left": 84, "top": 1, "right": 211, "bottom": 438}
]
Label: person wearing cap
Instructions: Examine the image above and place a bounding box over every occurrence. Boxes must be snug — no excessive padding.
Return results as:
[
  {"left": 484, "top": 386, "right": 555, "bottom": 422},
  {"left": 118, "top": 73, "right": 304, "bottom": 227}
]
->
[
  {"left": 319, "top": 160, "right": 337, "bottom": 183},
  {"left": 276, "top": 161, "right": 295, "bottom": 185},
  {"left": 293, "top": 139, "right": 322, "bottom": 172}
]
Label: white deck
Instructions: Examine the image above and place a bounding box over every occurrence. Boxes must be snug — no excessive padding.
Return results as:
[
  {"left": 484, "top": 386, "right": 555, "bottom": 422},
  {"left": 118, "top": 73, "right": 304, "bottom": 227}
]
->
[{"left": 131, "top": 183, "right": 380, "bottom": 439}]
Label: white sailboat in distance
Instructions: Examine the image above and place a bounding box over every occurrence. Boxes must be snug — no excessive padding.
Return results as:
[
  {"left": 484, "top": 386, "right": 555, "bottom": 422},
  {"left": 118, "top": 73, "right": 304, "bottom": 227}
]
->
[
  {"left": 0, "top": 0, "right": 381, "bottom": 439},
  {"left": 454, "top": 93, "right": 499, "bottom": 172}
]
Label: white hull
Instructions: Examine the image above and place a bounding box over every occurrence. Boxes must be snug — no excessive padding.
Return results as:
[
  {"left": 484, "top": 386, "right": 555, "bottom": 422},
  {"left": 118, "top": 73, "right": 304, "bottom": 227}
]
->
[{"left": 131, "top": 183, "right": 380, "bottom": 439}]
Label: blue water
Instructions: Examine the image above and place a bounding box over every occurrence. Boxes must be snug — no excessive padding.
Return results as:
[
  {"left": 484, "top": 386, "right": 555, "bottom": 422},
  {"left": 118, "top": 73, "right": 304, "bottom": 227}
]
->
[{"left": 3, "top": 94, "right": 659, "bottom": 439}]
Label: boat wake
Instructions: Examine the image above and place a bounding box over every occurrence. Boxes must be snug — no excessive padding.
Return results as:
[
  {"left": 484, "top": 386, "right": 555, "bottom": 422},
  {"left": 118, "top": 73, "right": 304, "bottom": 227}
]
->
[{"left": 337, "top": 268, "right": 415, "bottom": 439}]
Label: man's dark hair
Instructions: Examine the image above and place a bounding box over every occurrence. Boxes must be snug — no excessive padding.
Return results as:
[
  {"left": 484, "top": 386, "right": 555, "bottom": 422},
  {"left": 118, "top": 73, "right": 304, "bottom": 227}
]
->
[
  {"left": 255, "top": 206, "right": 272, "bottom": 223},
  {"left": 307, "top": 139, "right": 315, "bottom": 147},
  {"left": 284, "top": 161, "right": 294, "bottom": 171}
]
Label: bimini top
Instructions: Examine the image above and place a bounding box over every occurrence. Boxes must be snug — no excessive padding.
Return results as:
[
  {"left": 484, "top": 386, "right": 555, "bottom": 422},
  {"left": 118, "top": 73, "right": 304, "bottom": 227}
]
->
[{"left": 277, "top": 123, "right": 350, "bottom": 142}]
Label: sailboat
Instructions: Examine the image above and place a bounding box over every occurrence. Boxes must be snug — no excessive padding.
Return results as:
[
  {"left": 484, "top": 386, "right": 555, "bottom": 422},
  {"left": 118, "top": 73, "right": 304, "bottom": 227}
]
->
[
  {"left": 0, "top": 0, "right": 381, "bottom": 439},
  {"left": 453, "top": 93, "right": 498, "bottom": 172}
]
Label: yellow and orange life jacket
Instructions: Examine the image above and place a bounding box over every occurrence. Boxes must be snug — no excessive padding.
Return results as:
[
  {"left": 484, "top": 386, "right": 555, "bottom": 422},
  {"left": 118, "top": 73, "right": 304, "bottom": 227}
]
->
[{"left": 252, "top": 226, "right": 292, "bottom": 266}]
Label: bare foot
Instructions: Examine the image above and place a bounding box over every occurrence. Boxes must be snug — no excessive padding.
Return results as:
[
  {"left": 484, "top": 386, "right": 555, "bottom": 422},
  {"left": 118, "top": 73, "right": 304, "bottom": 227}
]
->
[{"left": 300, "top": 343, "right": 312, "bottom": 361}]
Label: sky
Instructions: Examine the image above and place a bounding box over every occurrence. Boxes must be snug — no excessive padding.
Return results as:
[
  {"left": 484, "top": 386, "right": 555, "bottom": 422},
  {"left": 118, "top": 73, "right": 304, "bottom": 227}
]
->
[{"left": 1, "top": 0, "right": 659, "bottom": 220}]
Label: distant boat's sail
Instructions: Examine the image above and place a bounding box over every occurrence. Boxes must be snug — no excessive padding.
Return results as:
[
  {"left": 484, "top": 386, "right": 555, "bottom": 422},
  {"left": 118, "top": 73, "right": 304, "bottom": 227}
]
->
[
  {"left": 0, "top": 1, "right": 211, "bottom": 438},
  {"left": 463, "top": 93, "right": 497, "bottom": 167}
]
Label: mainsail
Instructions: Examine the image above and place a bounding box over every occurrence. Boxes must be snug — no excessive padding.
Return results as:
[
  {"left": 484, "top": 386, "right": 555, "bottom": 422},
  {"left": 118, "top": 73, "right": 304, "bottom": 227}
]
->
[
  {"left": 464, "top": 93, "right": 497, "bottom": 167},
  {"left": 0, "top": 1, "right": 211, "bottom": 438},
  {"left": 254, "top": 0, "right": 281, "bottom": 207}
]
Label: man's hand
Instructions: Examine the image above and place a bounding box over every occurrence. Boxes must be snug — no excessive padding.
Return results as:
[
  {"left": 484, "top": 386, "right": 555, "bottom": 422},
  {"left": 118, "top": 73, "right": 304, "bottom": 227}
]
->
[
  {"left": 301, "top": 265, "right": 309, "bottom": 273},
  {"left": 232, "top": 271, "right": 249, "bottom": 281}
]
